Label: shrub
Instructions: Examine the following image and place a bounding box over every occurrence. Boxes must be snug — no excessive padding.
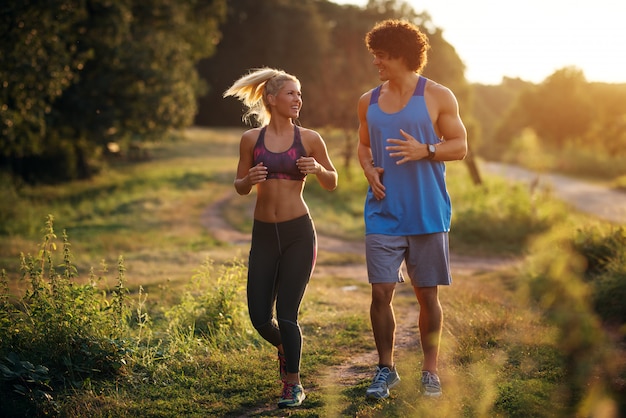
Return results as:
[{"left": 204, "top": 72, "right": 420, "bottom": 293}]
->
[
  {"left": 0, "top": 215, "right": 131, "bottom": 416},
  {"left": 573, "top": 227, "right": 626, "bottom": 324}
]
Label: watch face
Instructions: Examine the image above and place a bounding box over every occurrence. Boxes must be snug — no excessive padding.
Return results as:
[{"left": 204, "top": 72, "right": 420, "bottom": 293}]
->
[{"left": 429, "top": 144, "right": 436, "bottom": 153}]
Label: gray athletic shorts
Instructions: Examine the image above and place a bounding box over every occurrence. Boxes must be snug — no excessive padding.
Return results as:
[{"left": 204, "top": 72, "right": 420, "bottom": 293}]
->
[{"left": 365, "top": 233, "right": 452, "bottom": 287}]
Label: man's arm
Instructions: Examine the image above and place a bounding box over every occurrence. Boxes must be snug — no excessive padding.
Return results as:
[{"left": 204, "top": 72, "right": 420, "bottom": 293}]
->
[
  {"left": 430, "top": 83, "right": 467, "bottom": 161},
  {"left": 358, "top": 92, "right": 386, "bottom": 200}
]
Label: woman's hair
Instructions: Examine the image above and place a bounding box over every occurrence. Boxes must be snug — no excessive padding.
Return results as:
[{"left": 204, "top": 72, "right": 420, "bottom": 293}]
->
[
  {"left": 223, "top": 67, "right": 300, "bottom": 126},
  {"left": 366, "top": 19, "right": 430, "bottom": 73}
]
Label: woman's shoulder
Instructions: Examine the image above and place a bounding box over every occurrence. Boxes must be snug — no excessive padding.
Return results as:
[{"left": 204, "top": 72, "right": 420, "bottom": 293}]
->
[
  {"left": 297, "top": 126, "right": 323, "bottom": 142},
  {"left": 240, "top": 127, "right": 263, "bottom": 142}
]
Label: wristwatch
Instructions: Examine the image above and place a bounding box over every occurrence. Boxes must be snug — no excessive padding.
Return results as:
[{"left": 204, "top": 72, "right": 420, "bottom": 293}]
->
[{"left": 427, "top": 144, "right": 436, "bottom": 160}]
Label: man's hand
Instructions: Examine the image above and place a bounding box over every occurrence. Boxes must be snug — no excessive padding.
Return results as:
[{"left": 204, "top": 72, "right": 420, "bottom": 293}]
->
[
  {"left": 364, "top": 165, "right": 385, "bottom": 200},
  {"left": 386, "top": 129, "right": 427, "bottom": 164}
]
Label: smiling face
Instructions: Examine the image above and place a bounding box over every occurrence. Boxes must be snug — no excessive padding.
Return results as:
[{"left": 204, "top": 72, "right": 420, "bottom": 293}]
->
[
  {"left": 268, "top": 80, "right": 302, "bottom": 120},
  {"left": 371, "top": 50, "right": 407, "bottom": 81}
]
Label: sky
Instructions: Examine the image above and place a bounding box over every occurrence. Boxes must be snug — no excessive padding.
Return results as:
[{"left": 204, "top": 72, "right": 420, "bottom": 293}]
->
[{"left": 334, "top": 0, "right": 626, "bottom": 85}]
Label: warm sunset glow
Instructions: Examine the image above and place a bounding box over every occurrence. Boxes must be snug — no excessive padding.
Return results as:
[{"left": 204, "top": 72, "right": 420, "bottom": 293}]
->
[{"left": 336, "top": 0, "right": 625, "bottom": 84}]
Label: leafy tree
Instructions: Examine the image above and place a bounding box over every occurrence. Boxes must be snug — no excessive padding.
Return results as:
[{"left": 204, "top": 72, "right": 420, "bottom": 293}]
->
[
  {"left": 196, "top": 0, "right": 331, "bottom": 127},
  {"left": 1, "top": 0, "right": 226, "bottom": 183},
  {"left": 522, "top": 67, "right": 594, "bottom": 146},
  {"left": 0, "top": 0, "right": 89, "bottom": 161},
  {"left": 584, "top": 82, "right": 626, "bottom": 156},
  {"left": 493, "top": 67, "right": 595, "bottom": 153}
]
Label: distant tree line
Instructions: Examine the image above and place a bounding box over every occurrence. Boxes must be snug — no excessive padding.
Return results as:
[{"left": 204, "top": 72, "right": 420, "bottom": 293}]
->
[
  {"left": 4, "top": 0, "right": 624, "bottom": 185},
  {"left": 473, "top": 69, "right": 626, "bottom": 167}
]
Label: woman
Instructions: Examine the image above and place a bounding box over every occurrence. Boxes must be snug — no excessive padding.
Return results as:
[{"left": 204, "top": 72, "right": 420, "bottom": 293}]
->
[{"left": 224, "top": 68, "right": 337, "bottom": 408}]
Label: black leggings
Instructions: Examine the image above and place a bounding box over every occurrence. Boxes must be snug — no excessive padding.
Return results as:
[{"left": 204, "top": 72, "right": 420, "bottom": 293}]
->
[{"left": 247, "top": 214, "right": 316, "bottom": 374}]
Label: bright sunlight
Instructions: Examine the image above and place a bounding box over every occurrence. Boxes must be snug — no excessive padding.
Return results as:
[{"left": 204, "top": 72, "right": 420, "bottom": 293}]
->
[{"left": 337, "top": 0, "right": 626, "bottom": 84}]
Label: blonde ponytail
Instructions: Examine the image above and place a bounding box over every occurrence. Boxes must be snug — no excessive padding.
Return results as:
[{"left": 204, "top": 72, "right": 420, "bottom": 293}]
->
[{"left": 223, "top": 67, "right": 299, "bottom": 126}]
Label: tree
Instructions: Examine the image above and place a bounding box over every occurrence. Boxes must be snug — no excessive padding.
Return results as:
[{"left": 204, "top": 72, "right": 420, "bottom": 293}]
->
[
  {"left": 523, "top": 67, "right": 594, "bottom": 146},
  {"left": 0, "top": 0, "right": 89, "bottom": 160},
  {"left": 1, "top": 0, "right": 227, "bottom": 183},
  {"left": 493, "top": 67, "right": 595, "bottom": 154},
  {"left": 196, "top": 0, "right": 331, "bottom": 127}
]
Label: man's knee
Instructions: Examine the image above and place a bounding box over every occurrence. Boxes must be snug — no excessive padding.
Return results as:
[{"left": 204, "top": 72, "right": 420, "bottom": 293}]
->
[
  {"left": 414, "top": 286, "right": 440, "bottom": 307},
  {"left": 371, "top": 283, "right": 395, "bottom": 305}
]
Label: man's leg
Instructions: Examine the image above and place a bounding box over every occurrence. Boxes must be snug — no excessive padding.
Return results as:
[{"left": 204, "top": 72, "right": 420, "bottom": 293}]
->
[
  {"left": 370, "top": 282, "right": 397, "bottom": 366},
  {"left": 413, "top": 286, "right": 442, "bottom": 373},
  {"left": 366, "top": 282, "right": 400, "bottom": 399}
]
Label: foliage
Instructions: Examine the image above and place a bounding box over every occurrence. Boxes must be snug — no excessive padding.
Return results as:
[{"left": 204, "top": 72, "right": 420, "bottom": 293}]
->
[
  {"left": 0, "top": 211, "right": 258, "bottom": 417},
  {"left": 480, "top": 69, "right": 626, "bottom": 182},
  {"left": 0, "top": 352, "right": 59, "bottom": 417},
  {"left": 520, "top": 68, "right": 594, "bottom": 147},
  {"left": 573, "top": 227, "right": 626, "bottom": 324},
  {"left": 1, "top": 0, "right": 227, "bottom": 183},
  {"left": 472, "top": 77, "right": 532, "bottom": 159},
  {"left": 448, "top": 168, "right": 561, "bottom": 256},
  {"left": 0, "top": 0, "right": 90, "bottom": 159},
  {"left": 520, "top": 227, "right": 618, "bottom": 415},
  {"left": 165, "top": 259, "right": 251, "bottom": 350},
  {"left": 0, "top": 215, "right": 132, "bottom": 416}
]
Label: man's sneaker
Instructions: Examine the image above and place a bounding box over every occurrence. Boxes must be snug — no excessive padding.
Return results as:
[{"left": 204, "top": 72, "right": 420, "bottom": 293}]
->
[
  {"left": 366, "top": 366, "right": 401, "bottom": 399},
  {"left": 278, "top": 381, "right": 306, "bottom": 408},
  {"left": 421, "top": 371, "right": 442, "bottom": 397},
  {"left": 278, "top": 351, "right": 287, "bottom": 382}
]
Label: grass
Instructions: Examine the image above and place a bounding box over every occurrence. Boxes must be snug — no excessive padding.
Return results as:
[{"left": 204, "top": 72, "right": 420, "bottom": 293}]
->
[{"left": 1, "top": 127, "right": 624, "bottom": 417}]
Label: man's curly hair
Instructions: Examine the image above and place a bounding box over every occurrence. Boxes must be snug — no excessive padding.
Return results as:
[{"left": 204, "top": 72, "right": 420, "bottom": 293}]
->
[{"left": 365, "top": 19, "right": 430, "bottom": 73}]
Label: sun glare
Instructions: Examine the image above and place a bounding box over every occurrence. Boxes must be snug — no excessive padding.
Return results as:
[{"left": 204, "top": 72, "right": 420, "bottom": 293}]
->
[{"left": 336, "top": 0, "right": 626, "bottom": 84}]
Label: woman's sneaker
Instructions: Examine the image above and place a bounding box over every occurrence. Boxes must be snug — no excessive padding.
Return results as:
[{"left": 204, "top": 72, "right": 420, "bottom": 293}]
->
[
  {"left": 366, "top": 366, "right": 401, "bottom": 399},
  {"left": 421, "top": 371, "right": 442, "bottom": 397},
  {"left": 278, "top": 381, "right": 306, "bottom": 408}
]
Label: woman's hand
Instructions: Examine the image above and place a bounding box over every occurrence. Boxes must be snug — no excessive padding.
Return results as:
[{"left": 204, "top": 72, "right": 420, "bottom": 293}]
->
[
  {"left": 247, "top": 162, "right": 268, "bottom": 185},
  {"left": 296, "top": 156, "right": 320, "bottom": 175}
]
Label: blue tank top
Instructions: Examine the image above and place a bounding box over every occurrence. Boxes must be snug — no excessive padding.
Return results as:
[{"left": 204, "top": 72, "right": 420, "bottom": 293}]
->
[
  {"left": 253, "top": 125, "right": 307, "bottom": 181},
  {"left": 364, "top": 76, "right": 451, "bottom": 235}
]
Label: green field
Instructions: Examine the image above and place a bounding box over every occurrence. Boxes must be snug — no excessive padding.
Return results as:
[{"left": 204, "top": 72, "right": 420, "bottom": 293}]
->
[{"left": 1, "top": 128, "right": 623, "bottom": 417}]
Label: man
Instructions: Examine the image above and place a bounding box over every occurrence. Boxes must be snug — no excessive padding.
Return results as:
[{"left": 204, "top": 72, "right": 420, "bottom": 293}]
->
[{"left": 357, "top": 19, "right": 467, "bottom": 399}]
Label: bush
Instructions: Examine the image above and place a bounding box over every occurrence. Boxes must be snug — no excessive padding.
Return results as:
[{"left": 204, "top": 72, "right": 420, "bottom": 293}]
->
[
  {"left": 573, "top": 227, "right": 626, "bottom": 324},
  {"left": 0, "top": 215, "right": 131, "bottom": 416}
]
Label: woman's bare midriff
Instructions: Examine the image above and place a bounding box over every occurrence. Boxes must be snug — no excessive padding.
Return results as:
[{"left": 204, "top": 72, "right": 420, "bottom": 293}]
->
[{"left": 253, "top": 179, "right": 308, "bottom": 223}]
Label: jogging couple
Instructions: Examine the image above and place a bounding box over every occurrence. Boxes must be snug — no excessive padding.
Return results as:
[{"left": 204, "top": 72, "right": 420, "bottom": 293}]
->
[{"left": 224, "top": 18, "right": 467, "bottom": 408}]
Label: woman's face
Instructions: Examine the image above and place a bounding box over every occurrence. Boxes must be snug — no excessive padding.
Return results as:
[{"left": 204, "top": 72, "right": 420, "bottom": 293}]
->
[{"left": 270, "top": 80, "right": 302, "bottom": 120}]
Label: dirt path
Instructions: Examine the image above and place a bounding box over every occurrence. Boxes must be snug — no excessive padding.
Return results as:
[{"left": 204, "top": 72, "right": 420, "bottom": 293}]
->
[
  {"left": 482, "top": 161, "right": 626, "bottom": 224},
  {"left": 201, "top": 190, "right": 515, "bottom": 277}
]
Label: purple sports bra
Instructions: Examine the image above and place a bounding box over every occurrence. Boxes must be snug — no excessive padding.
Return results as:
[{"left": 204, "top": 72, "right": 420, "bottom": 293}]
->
[{"left": 253, "top": 126, "right": 307, "bottom": 181}]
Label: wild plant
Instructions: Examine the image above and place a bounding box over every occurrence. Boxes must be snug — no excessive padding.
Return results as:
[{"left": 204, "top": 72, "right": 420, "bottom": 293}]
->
[
  {"left": 164, "top": 258, "right": 252, "bottom": 351},
  {"left": 0, "top": 215, "right": 132, "bottom": 416}
]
